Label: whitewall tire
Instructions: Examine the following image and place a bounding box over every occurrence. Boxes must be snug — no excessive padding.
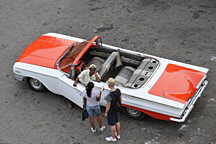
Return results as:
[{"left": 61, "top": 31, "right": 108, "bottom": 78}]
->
[{"left": 28, "top": 78, "right": 45, "bottom": 91}]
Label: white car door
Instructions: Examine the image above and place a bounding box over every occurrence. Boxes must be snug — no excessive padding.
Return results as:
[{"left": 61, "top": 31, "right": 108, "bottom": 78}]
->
[{"left": 58, "top": 75, "right": 85, "bottom": 108}]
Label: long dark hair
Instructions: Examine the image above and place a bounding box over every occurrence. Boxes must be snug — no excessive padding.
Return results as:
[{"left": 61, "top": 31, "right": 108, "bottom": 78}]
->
[{"left": 86, "top": 82, "right": 94, "bottom": 97}]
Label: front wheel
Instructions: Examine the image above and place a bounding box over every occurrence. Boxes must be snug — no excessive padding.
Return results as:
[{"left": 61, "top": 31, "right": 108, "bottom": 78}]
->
[
  {"left": 28, "top": 78, "right": 45, "bottom": 91},
  {"left": 126, "top": 108, "right": 144, "bottom": 120}
]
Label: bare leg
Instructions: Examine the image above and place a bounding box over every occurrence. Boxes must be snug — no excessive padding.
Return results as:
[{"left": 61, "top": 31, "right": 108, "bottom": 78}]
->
[
  {"left": 110, "top": 125, "right": 117, "bottom": 139},
  {"left": 89, "top": 116, "right": 96, "bottom": 129},
  {"left": 96, "top": 115, "right": 103, "bottom": 128},
  {"left": 116, "top": 122, "right": 120, "bottom": 136}
]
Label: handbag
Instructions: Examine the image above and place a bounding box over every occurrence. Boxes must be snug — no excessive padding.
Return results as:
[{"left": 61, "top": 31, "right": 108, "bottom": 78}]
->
[{"left": 82, "top": 104, "right": 89, "bottom": 121}]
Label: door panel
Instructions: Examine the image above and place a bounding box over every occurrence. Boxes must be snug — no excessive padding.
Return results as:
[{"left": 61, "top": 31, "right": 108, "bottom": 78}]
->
[{"left": 58, "top": 75, "right": 85, "bottom": 108}]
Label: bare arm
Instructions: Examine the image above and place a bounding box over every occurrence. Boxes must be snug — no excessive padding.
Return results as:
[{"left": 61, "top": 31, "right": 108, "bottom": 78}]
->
[
  {"left": 96, "top": 87, "right": 104, "bottom": 101},
  {"left": 105, "top": 102, "right": 111, "bottom": 117},
  {"left": 73, "top": 77, "right": 79, "bottom": 87},
  {"left": 94, "top": 72, "right": 101, "bottom": 82},
  {"left": 96, "top": 91, "right": 102, "bottom": 101}
]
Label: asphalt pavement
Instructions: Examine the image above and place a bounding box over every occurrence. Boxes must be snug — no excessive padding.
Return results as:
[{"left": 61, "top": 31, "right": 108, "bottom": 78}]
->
[{"left": 0, "top": 0, "right": 216, "bottom": 144}]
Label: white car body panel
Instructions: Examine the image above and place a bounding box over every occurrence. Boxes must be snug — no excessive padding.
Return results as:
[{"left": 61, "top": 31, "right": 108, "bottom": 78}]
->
[{"left": 14, "top": 61, "right": 184, "bottom": 117}]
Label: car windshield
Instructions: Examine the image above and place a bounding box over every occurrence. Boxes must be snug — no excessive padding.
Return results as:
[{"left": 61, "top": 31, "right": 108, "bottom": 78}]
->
[{"left": 58, "top": 41, "right": 89, "bottom": 70}]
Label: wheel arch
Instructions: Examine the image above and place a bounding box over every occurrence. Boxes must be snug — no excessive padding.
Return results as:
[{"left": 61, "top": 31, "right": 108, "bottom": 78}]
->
[{"left": 122, "top": 104, "right": 172, "bottom": 121}]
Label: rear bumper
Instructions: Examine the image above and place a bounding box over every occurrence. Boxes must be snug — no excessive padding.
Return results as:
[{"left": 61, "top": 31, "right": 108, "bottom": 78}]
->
[{"left": 170, "top": 80, "right": 208, "bottom": 122}]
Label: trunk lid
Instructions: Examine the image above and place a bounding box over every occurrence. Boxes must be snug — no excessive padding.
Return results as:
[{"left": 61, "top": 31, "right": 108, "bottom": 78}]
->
[{"left": 148, "top": 64, "right": 208, "bottom": 103}]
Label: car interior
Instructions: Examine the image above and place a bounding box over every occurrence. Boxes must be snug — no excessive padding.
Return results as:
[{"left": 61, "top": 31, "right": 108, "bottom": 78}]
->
[
  {"left": 58, "top": 41, "right": 159, "bottom": 88},
  {"left": 82, "top": 46, "right": 142, "bottom": 81}
]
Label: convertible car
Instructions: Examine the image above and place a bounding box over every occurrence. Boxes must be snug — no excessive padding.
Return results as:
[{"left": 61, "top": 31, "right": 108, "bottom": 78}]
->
[{"left": 13, "top": 33, "right": 209, "bottom": 122}]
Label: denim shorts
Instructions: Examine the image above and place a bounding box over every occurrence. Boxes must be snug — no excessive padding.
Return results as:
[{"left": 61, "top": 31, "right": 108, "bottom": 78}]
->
[{"left": 86, "top": 105, "right": 101, "bottom": 117}]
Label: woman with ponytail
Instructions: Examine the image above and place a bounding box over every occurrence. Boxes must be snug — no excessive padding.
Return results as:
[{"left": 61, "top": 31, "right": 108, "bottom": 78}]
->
[{"left": 83, "top": 82, "right": 105, "bottom": 133}]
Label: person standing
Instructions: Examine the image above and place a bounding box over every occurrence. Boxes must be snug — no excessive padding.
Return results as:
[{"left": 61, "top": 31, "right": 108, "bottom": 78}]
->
[
  {"left": 83, "top": 82, "right": 105, "bottom": 133},
  {"left": 104, "top": 78, "right": 121, "bottom": 142}
]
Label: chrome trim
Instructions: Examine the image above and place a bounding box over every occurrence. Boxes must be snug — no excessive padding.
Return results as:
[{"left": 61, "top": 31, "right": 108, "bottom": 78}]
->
[
  {"left": 142, "top": 60, "right": 160, "bottom": 88},
  {"left": 14, "top": 74, "right": 25, "bottom": 81},
  {"left": 56, "top": 46, "right": 71, "bottom": 70},
  {"left": 14, "top": 67, "right": 59, "bottom": 79},
  {"left": 196, "top": 74, "right": 207, "bottom": 89},
  {"left": 170, "top": 80, "right": 208, "bottom": 122}
]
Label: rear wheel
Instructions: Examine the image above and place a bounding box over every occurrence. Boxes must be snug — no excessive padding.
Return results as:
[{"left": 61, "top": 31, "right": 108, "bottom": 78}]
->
[
  {"left": 28, "top": 78, "right": 45, "bottom": 91},
  {"left": 126, "top": 108, "right": 144, "bottom": 120}
]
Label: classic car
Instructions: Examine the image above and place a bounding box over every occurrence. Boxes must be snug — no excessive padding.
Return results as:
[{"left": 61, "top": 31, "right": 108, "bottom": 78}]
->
[{"left": 13, "top": 33, "right": 209, "bottom": 122}]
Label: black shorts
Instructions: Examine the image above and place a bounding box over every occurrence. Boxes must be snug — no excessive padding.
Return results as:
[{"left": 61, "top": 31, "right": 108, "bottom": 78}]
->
[{"left": 107, "top": 110, "right": 120, "bottom": 126}]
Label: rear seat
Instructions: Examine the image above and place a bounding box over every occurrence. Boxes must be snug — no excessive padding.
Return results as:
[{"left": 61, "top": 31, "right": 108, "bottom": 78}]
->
[{"left": 115, "top": 66, "right": 136, "bottom": 86}]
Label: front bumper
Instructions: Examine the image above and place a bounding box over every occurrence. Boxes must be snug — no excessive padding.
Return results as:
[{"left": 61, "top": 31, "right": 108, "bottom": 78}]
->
[{"left": 170, "top": 80, "right": 208, "bottom": 122}]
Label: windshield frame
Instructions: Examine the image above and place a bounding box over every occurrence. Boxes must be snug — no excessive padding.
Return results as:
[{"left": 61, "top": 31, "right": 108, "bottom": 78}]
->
[{"left": 56, "top": 35, "right": 102, "bottom": 71}]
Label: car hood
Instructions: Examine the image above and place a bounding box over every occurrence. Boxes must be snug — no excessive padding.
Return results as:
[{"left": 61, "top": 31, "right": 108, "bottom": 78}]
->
[
  {"left": 16, "top": 35, "right": 74, "bottom": 69},
  {"left": 148, "top": 64, "right": 207, "bottom": 103}
]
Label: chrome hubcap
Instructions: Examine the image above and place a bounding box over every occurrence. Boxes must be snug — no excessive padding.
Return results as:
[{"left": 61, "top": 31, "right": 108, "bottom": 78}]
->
[{"left": 30, "top": 78, "right": 42, "bottom": 89}]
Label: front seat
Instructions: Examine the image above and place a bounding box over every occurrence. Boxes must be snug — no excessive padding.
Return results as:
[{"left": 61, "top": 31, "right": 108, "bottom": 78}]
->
[
  {"left": 100, "top": 52, "right": 122, "bottom": 80},
  {"left": 115, "top": 66, "right": 136, "bottom": 87},
  {"left": 87, "top": 57, "right": 105, "bottom": 72}
]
